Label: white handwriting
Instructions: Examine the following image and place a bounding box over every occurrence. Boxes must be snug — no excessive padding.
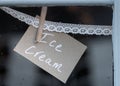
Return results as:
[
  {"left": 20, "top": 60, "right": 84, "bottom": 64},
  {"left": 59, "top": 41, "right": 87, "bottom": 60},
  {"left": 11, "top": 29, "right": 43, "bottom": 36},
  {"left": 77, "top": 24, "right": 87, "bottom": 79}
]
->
[{"left": 25, "top": 46, "right": 62, "bottom": 73}]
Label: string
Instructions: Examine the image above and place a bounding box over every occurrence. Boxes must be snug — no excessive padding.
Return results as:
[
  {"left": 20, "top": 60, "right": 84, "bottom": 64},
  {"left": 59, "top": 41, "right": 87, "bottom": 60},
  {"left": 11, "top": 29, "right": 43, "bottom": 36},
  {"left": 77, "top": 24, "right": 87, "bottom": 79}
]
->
[{"left": 0, "top": 7, "right": 112, "bottom": 35}]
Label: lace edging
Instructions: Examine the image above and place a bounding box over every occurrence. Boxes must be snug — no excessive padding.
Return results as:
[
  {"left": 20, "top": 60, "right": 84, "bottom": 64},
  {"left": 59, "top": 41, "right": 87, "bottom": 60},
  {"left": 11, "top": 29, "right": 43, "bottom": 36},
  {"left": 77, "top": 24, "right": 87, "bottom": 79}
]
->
[{"left": 0, "top": 7, "right": 112, "bottom": 35}]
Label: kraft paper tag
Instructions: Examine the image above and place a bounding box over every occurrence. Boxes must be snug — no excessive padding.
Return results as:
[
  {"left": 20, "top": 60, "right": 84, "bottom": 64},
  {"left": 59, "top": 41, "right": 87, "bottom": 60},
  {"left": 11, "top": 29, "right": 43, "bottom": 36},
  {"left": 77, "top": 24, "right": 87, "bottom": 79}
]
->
[{"left": 14, "top": 26, "right": 87, "bottom": 83}]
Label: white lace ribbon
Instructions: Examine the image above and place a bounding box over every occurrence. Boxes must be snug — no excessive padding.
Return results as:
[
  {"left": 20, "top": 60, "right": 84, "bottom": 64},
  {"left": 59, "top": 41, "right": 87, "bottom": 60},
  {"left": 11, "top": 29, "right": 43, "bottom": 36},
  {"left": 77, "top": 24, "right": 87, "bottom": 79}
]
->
[{"left": 0, "top": 7, "right": 112, "bottom": 35}]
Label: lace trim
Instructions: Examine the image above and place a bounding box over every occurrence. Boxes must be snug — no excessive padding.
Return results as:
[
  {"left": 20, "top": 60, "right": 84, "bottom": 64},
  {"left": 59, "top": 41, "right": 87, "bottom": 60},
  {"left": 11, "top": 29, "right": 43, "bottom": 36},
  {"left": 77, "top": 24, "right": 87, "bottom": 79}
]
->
[{"left": 0, "top": 7, "right": 112, "bottom": 35}]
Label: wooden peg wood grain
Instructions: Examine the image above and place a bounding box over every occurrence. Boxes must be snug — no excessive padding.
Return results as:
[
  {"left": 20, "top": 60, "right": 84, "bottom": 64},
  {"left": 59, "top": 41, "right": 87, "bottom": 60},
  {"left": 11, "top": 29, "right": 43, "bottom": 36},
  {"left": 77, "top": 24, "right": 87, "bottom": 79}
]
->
[{"left": 36, "top": 7, "right": 47, "bottom": 43}]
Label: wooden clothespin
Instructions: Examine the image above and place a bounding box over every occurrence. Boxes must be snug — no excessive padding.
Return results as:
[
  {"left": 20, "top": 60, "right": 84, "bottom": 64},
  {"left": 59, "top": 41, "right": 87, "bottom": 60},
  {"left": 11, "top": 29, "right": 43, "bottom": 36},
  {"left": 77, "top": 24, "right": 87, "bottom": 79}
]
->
[{"left": 36, "top": 7, "right": 47, "bottom": 43}]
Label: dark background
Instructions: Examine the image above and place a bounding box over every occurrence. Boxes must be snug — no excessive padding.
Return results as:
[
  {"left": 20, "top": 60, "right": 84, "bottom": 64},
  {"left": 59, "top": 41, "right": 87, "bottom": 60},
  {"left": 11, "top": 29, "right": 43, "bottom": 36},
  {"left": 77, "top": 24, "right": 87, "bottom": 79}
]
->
[{"left": 0, "top": 6, "right": 113, "bottom": 86}]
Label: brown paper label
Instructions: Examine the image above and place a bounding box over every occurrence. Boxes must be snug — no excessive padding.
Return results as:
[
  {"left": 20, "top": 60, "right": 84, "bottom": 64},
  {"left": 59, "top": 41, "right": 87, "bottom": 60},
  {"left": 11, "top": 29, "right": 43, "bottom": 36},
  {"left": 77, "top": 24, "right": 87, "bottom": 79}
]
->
[{"left": 14, "top": 26, "right": 87, "bottom": 83}]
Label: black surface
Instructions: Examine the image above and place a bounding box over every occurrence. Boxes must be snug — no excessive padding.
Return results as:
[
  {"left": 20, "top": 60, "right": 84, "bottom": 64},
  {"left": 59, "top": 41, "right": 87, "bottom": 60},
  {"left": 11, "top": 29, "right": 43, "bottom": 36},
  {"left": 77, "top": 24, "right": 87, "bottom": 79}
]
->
[{"left": 0, "top": 6, "right": 113, "bottom": 86}]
